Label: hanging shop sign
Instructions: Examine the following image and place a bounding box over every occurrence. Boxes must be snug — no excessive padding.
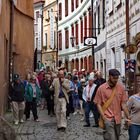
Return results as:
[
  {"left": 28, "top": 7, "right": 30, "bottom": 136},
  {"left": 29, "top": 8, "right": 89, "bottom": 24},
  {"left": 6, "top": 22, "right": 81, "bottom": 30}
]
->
[
  {"left": 84, "top": 37, "right": 97, "bottom": 46},
  {"left": 125, "top": 44, "right": 138, "bottom": 54},
  {"left": 125, "top": 59, "right": 136, "bottom": 72}
]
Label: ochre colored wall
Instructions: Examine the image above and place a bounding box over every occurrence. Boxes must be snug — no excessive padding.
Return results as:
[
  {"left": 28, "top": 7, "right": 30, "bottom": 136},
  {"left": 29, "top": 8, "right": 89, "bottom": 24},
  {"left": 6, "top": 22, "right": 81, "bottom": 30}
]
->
[
  {"left": 13, "top": 8, "right": 34, "bottom": 79},
  {"left": 0, "top": 0, "right": 10, "bottom": 115},
  {"left": 0, "top": 0, "right": 34, "bottom": 115}
]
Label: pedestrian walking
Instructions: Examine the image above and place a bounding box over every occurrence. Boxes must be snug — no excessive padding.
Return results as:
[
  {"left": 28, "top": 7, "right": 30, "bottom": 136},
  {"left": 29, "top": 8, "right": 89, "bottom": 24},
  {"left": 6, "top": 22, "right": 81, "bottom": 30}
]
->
[
  {"left": 127, "top": 92, "right": 140, "bottom": 140},
  {"left": 94, "top": 69, "right": 130, "bottom": 140},
  {"left": 40, "top": 73, "right": 54, "bottom": 115},
  {"left": 92, "top": 71, "right": 106, "bottom": 127},
  {"left": 72, "top": 75, "right": 80, "bottom": 115},
  {"left": 10, "top": 74, "right": 25, "bottom": 125},
  {"left": 82, "top": 76, "right": 98, "bottom": 127},
  {"left": 24, "top": 75, "right": 41, "bottom": 122},
  {"left": 78, "top": 78, "right": 86, "bottom": 120},
  {"left": 50, "top": 70, "right": 70, "bottom": 131}
]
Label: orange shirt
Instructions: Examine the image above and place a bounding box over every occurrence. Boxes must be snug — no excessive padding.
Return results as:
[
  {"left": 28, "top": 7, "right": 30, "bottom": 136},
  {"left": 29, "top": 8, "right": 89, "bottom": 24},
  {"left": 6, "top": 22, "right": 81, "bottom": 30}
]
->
[{"left": 94, "top": 82, "right": 128, "bottom": 124}]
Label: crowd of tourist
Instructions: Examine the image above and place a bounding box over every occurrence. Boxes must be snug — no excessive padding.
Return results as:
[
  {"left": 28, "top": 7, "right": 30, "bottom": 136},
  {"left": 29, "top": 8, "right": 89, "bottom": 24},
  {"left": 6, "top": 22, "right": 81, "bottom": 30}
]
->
[{"left": 9, "top": 66, "right": 140, "bottom": 140}]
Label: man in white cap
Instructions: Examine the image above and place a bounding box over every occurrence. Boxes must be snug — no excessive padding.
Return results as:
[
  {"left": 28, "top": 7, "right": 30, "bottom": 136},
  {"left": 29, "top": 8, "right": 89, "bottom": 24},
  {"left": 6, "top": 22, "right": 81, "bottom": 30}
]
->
[{"left": 82, "top": 76, "right": 98, "bottom": 127}]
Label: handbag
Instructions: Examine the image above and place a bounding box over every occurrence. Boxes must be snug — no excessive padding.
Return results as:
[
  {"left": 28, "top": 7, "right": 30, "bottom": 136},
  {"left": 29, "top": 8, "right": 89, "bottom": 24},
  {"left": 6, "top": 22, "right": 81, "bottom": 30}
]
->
[{"left": 99, "top": 87, "right": 116, "bottom": 129}]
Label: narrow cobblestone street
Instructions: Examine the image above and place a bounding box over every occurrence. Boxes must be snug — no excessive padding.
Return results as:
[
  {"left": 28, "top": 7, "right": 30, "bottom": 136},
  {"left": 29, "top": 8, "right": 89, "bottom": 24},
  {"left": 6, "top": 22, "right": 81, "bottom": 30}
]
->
[{"left": 5, "top": 108, "right": 131, "bottom": 140}]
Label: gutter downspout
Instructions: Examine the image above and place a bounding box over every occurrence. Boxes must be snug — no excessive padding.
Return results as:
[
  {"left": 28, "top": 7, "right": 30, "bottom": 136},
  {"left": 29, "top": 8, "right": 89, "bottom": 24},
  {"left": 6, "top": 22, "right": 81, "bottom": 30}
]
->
[
  {"left": 9, "top": 0, "right": 14, "bottom": 89},
  {"left": 91, "top": 0, "right": 95, "bottom": 69}
]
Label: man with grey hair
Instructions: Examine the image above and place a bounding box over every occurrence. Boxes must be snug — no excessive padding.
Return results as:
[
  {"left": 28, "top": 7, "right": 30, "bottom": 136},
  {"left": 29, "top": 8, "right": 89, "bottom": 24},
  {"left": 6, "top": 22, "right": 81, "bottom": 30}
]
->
[
  {"left": 50, "top": 70, "right": 70, "bottom": 131},
  {"left": 83, "top": 76, "right": 98, "bottom": 127}
]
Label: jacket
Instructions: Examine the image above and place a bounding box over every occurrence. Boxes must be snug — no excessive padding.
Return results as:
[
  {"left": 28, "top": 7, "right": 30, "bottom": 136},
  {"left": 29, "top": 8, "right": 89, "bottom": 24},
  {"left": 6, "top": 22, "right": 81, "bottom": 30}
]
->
[
  {"left": 25, "top": 83, "right": 41, "bottom": 102},
  {"left": 50, "top": 78, "right": 70, "bottom": 104}
]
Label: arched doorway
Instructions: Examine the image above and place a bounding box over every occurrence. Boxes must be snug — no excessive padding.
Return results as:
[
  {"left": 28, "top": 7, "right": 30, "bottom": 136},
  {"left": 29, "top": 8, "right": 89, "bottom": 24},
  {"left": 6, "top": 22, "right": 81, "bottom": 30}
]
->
[
  {"left": 71, "top": 59, "right": 74, "bottom": 72},
  {"left": 88, "top": 55, "right": 92, "bottom": 72},
  {"left": 75, "top": 58, "right": 79, "bottom": 71},
  {"left": 80, "top": 58, "right": 83, "bottom": 70},
  {"left": 58, "top": 60, "right": 62, "bottom": 67},
  {"left": 84, "top": 57, "right": 87, "bottom": 71}
]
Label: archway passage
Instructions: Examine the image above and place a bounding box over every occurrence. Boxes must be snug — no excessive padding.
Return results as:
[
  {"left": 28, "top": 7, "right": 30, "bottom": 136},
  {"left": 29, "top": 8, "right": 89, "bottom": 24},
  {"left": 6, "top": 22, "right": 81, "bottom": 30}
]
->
[
  {"left": 84, "top": 57, "right": 87, "bottom": 71},
  {"left": 80, "top": 58, "right": 83, "bottom": 70}
]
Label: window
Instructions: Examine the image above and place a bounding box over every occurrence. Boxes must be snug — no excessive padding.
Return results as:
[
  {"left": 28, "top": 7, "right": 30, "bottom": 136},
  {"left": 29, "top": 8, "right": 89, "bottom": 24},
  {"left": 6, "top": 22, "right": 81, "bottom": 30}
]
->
[
  {"left": 71, "top": 0, "right": 74, "bottom": 12},
  {"left": 84, "top": 14, "right": 87, "bottom": 37},
  {"left": 98, "top": 6, "right": 100, "bottom": 34},
  {"left": 71, "top": 24, "right": 74, "bottom": 47},
  {"left": 71, "top": 24, "right": 74, "bottom": 36},
  {"left": 58, "top": 31, "right": 62, "bottom": 50},
  {"left": 36, "top": 38, "right": 38, "bottom": 48},
  {"left": 65, "top": 0, "right": 68, "bottom": 17},
  {"left": 102, "top": 0, "right": 105, "bottom": 28},
  {"left": 59, "top": 3, "right": 62, "bottom": 20},
  {"left": 93, "top": 13, "right": 96, "bottom": 37},
  {"left": 80, "top": 18, "right": 83, "bottom": 43},
  {"left": 75, "top": 22, "right": 79, "bottom": 45},
  {"left": 45, "top": 33, "right": 47, "bottom": 49},
  {"left": 76, "top": 0, "right": 79, "bottom": 8},
  {"left": 88, "top": 9, "right": 92, "bottom": 37},
  {"left": 65, "top": 29, "right": 69, "bottom": 49},
  {"left": 36, "top": 11, "right": 39, "bottom": 23}
]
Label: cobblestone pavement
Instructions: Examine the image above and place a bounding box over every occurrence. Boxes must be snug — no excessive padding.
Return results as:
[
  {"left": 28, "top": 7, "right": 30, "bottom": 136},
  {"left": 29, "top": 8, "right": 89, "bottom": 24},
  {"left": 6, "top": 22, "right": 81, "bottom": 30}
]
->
[{"left": 5, "top": 108, "right": 131, "bottom": 140}]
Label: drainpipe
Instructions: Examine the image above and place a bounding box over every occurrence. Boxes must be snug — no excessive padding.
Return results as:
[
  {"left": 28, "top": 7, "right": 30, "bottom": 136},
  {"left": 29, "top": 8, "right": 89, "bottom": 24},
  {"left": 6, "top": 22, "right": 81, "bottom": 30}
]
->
[
  {"left": 125, "top": 0, "right": 131, "bottom": 94},
  {"left": 126, "top": 0, "right": 130, "bottom": 58},
  {"left": 91, "top": 0, "right": 95, "bottom": 69},
  {"left": 9, "top": 0, "right": 14, "bottom": 86}
]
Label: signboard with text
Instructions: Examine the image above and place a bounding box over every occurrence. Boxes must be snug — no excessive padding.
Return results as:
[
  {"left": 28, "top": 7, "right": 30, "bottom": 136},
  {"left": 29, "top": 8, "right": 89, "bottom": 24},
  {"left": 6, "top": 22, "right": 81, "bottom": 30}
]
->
[
  {"left": 84, "top": 37, "right": 97, "bottom": 46},
  {"left": 50, "top": 9, "right": 55, "bottom": 50}
]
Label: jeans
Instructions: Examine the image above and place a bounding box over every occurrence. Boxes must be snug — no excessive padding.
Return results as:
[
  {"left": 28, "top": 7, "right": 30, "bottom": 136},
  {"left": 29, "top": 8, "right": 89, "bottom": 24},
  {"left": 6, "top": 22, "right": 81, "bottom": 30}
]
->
[
  {"left": 72, "top": 94, "right": 80, "bottom": 109},
  {"left": 84, "top": 102, "right": 94, "bottom": 125},
  {"left": 103, "top": 119, "right": 121, "bottom": 140},
  {"left": 129, "top": 124, "right": 140, "bottom": 140}
]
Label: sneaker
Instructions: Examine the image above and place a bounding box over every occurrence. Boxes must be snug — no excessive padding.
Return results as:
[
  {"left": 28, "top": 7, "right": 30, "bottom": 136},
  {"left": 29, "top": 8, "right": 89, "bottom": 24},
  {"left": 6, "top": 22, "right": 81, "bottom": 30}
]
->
[
  {"left": 35, "top": 119, "right": 39, "bottom": 122},
  {"left": 73, "top": 112, "right": 77, "bottom": 115},
  {"left": 14, "top": 121, "right": 19, "bottom": 125},
  {"left": 61, "top": 127, "right": 66, "bottom": 132},
  {"left": 67, "top": 117, "right": 70, "bottom": 120},
  {"left": 19, "top": 119, "right": 24, "bottom": 123},
  {"left": 81, "top": 117, "right": 84, "bottom": 121}
]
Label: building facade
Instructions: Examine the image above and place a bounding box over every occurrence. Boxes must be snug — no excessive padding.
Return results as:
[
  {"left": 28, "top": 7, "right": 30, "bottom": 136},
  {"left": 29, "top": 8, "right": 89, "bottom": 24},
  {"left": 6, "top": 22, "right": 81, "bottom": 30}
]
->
[
  {"left": 0, "top": 0, "right": 34, "bottom": 115},
  {"left": 58, "top": 0, "right": 93, "bottom": 72},
  {"left": 42, "top": 0, "right": 58, "bottom": 71},
  {"left": 34, "top": 0, "right": 45, "bottom": 70},
  {"left": 94, "top": 0, "right": 140, "bottom": 92}
]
